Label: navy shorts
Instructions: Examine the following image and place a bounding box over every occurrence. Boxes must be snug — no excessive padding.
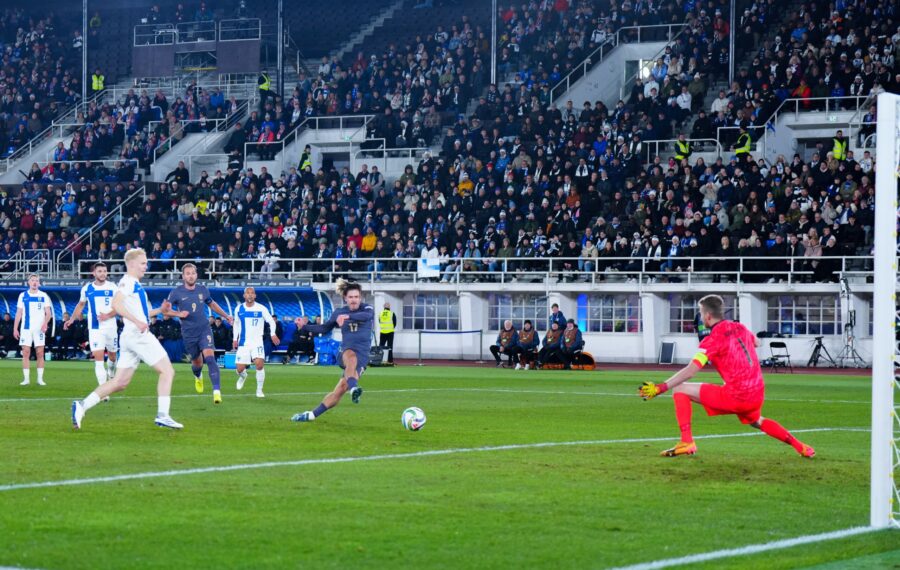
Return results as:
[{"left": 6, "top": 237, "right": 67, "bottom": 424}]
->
[
  {"left": 184, "top": 330, "right": 215, "bottom": 359},
  {"left": 339, "top": 347, "right": 368, "bottom": 376}
]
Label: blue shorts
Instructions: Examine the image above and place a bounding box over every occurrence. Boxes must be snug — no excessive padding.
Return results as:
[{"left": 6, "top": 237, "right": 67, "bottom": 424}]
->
[
  {"left": 184, "top": 330, "right": 215, "bottom": 359},
  {"left": 339, "top": 347, "right": 368, "bottom": 376}
]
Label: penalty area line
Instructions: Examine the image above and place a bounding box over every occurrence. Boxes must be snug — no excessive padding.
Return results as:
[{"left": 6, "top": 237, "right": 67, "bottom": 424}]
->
[
  {"left": 0, "top": 427, "right": 866, "bottom": 493},
  {"left": 607, "top": 525, "right": 883, "bottom": 570}
]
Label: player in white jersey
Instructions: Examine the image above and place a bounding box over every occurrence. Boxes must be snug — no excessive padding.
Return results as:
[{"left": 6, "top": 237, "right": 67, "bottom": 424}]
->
[
  {"left": 65, "top": 262, "right": 119, "bottom": 389},
  {"left": 71, "top": 248, "right": 182, "bottom": 430},
  {"left": 232, "top": 287, "right": 279, "bottom": 398},
  {"left": 13, "top": 274, "right": 51, "bottom": 386}
]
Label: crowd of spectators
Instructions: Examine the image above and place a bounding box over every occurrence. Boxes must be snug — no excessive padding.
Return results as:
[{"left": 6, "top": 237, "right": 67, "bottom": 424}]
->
[{"left": 0, "top": 8, "right": 86, "bottom": 158}]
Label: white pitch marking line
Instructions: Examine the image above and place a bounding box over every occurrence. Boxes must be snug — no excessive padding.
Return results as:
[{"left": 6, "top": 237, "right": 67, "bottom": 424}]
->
[
  {"left": 0, "top": 388, "right": 869, "bottom": 405},
  {"left": 0, "top": 427, "right": 867, "bottom": 493},
  {"left": 607, "top": 525, "right": 882, "bottom": 570}
]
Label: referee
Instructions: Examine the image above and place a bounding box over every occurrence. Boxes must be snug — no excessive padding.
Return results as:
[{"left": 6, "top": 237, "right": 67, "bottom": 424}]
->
[{"left": 378, "top": 302, "right": 397, "bottom": 364}]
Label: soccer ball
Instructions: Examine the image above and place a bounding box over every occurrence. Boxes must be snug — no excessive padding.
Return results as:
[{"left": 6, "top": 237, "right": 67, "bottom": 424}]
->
[{"left": 401, "top": 407, "right": 426, "bottom": 431}]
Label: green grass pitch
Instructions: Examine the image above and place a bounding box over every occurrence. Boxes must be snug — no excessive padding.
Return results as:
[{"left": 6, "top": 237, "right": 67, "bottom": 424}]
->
[{"left": 0, "top": 360, "right": 897, "bottom": 569}]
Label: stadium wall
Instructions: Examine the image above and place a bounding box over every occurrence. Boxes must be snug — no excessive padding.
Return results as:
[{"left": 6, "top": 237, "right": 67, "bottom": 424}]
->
[{"left": 0, "top": 283, "right": 868, "bottom": 367}]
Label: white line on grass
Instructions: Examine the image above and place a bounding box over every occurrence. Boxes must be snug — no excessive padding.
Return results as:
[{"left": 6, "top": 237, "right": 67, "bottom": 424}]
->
[
  {"left": 0, "top": 427, "right": 867, "bottom": 493},
  {"left": 607, "top": 525, "right": 882, "bottom": 570},
  {"left": 0, "top": 388, "right": 869, "bottom": 405}
]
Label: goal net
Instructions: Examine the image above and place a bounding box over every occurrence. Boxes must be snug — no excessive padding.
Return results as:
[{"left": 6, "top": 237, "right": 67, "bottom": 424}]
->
[{"left": 871, "top": 91, "right": 900, "bottom": 529}]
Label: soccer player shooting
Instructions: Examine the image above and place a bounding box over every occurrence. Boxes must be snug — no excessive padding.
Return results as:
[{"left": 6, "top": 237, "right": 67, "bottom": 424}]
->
[
  {"left": 290, "top": 278, "right": 373, "bottom": 423},
  {"left": 638, "top": 294, "right": 815, "bottom": 458}
]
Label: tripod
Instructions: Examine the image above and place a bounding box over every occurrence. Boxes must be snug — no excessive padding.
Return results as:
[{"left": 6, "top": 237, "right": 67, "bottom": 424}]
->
[
  {"left": 836, "top": 311, "right": 867, "bottom": 368},
  {"left": 807, "top": 335, "right": 837, "bottom": 367}
]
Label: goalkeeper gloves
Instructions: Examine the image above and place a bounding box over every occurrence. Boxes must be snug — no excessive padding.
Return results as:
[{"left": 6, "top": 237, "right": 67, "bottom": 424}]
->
[{"left": 638, "top": 381, "right": 669, "bottom": 400}]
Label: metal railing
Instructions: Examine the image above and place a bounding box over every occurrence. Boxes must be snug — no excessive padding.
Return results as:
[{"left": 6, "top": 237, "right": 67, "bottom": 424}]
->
[
  {"left": 2, "top": 249, "right": 52, "bottom": 280},
  {"left": 244, "top": 114, "right": 374, "bottom": 175},
  {"left": 17, "top": 254, "right": 874, "bottom": 284},
  {"left": 351, "top": 146, "right": 431, "bottom": 174},
  {"left": 0, "top": 89, "right": 108, "bottom": 175},
  {"left": 618, "top": 25, "right": 689, "bottom": 102},
  {"left": 218, "top": 18, "right": 261, "bottom": 42},
  {"left": 148, "top": 117, "right": 228, "bottom": 164},
  {"left": 54, "top": 185, "right": 147, "bottom": 273},
  {"left": 17, "top": 159, "right": 140, "bottom": 183},
  {"left": 641, "top": 138, "right": 723, "bottom": 161},
  {"left": 134, "top": 23, "right": 176, "bottom": 46},
  {"left": 550, "top": 23, "right": 687, "bottom": 103},
  {"left": 175, "top": 21, "right": 216, "bottom": 44}
]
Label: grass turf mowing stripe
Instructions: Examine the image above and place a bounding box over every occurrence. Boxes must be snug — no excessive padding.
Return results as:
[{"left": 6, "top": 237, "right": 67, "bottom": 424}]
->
[
  {"left": 0, "top": 427, "right": 866, "bottom": 492},
  {"left": 0, "top": 388, "right": 870, "bottom": 405},
  {"left": 608, "top": 526, "right": 883, "bottom": 570}
]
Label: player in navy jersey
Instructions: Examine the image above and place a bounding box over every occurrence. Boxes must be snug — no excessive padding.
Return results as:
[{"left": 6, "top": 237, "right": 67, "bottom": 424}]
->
[
  {"left": 291, "top": 279, "right": 374, "bottom": 423},
  {"left": 161, "top": 264, "right": 233, "bottom": 404}
]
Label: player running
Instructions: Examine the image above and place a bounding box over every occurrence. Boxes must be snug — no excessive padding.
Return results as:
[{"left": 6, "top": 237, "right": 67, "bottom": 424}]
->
[
  {"left": 65, "top": 262, "right": 118, "bottom": 390},
  {"left": 161, "top": 264, "right": 233, "bottom": 404},
  {"left": 639, "top": 294, "right": 815, "bottom": 458},
  {"left": 72, "top": 248, "right": 182, "bottom": 430},
  {"left": 232, "top": 287, "right": 279, "bottom": 398},
  {"left": 14, "top": 274, "right": 51, "bottom": 386},
  {"left": 290, "top": 278, "right": 373, "bottom": 423}
]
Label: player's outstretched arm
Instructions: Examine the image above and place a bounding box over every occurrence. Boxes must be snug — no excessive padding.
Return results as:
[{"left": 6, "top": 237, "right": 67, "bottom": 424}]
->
[
  {"left": 209, "top": 300, "right": 233, "bottom": 324},
  {"left": 638, "top": 362, "right": 701, "bottom": 400},
  {"left": 301, "top": 312, "right": 338, "bottom": 334},
  {"left": 66, "top": 300, "right": 87, "bottom": 328},
  {"left": 345, "top": 305, "right": 375, "bottom": 322}
]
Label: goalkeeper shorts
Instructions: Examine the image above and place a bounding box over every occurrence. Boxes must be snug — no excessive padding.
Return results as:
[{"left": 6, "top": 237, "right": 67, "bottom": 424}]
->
[{"left": 699, "top": 384, "right": 763, "bottom": 425}]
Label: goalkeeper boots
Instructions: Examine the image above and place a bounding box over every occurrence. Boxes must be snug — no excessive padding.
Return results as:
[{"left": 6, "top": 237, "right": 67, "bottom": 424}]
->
[
  {"left": 798, "top": 443, "right": 816, "bottom": 458},
  {"left": 660, "top": 441, "right": 698, "bottom": 457}
]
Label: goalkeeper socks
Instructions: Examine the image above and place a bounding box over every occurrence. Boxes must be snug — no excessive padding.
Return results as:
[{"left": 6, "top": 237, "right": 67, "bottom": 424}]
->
[
  {"left": 673, "top": 393, "right": 693, "bottom": 443},
  {"left": 191, "top": 364, "right": 203, "bottom": 379},
  {"left": 204, "top": 355, "right": 221, "bottom": 390},
  {"left": 94, "top": 361, "right": 107, "bottom": 385},
  {"left": 759, "top": 418, "right": 804, "bottom": 452},
  {"left": 312, "top": 403, "right": 329, "bottom": 418}
]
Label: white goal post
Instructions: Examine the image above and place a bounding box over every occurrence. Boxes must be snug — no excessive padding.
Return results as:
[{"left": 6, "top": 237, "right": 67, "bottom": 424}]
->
[{"left": 871, "top": 91, "right": 900, "bottom": 529}]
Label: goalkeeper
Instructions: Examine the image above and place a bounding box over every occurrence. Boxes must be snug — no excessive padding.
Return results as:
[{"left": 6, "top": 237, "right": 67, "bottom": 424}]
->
[{"left": 638, "top": 294, "right": 815, "bottom": 458}]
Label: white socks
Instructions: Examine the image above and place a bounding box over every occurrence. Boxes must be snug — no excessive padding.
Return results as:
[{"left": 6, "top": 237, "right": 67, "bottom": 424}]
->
[
  {"left": 106, "top": 360, "right": 116, "bottom": 380},
  {"left": 256, "top": 369, "right": 265, "bottom": 391},
  {"left": 94, "top": 361, "right": 107, "bottom": 385},
  {"left": 83, "top": 392, "right": 101, "bottom": 411},
  {"left": 36, "top": 368, "right": 44, "bottom": 384},
  {"left": 158, "top": 396, "right": 171, "bottom": 416},
  {"left": 22, "top": 369, "right": 30, "bottom": 383}
]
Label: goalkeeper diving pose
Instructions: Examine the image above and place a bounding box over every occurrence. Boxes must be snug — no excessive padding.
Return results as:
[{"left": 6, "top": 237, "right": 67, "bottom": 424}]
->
[
  {"left": 639, "top": 294, "right": 815, "bottom": 458},
  {"left": 290, "top": 279, "right": 374, "bottom": 423}
]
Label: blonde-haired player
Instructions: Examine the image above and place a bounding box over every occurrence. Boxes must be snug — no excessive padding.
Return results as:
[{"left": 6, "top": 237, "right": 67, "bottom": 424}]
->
[
  {"left": 232, "top": 287, "right": 279, "bottom": 398},
  {"left": 65, "top": 262, "right": 118, "bottom": 389},
  {"left": 72, "top": 248, "right": 183, "bottom": 430},
  {"left": 13, "top": 274, "right": 51, "bottom": 386}
]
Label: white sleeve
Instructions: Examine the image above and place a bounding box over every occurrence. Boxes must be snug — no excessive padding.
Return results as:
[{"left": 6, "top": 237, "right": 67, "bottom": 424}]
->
[
  {"left": 16, "top": 293, "right": 24, "bottom": 310},
  {"left": 261, "top": 306, "right": 276, "bottom": 330},
  {"left": 232, "top": 307, "right": 241, "bottom": 340},
  {"left": 79, "top": 284, "right": 88, "bottom": 303}
]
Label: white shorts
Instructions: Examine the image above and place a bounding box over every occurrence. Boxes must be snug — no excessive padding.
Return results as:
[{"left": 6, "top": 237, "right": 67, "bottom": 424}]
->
[
  {"left": 235, "top": 344, "right": 265, "bottom": 365},
  {"left": 88, "top": 328, "right": 119, "bottom": 354},
  {"left": 118, "top": 330, "right": 168, "bottom": 370},
  {"left": 19, "top": 329, "right": 45, "bottom": 348}
]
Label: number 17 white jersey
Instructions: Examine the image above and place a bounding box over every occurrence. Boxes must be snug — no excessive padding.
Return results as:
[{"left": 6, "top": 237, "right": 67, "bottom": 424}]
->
[{"left": 233, "top": 303, "right": 275, "bottom": 348}]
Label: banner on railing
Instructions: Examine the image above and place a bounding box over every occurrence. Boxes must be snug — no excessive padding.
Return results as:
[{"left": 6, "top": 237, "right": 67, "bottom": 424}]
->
[{"left": 418, "top": 258, "right": 440, "bottom": 279}]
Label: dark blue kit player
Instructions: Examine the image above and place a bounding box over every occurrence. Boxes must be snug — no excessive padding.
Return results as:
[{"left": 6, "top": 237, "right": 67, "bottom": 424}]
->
[{"left": 291, "top": 279, "right": 374, "bottom": 423}]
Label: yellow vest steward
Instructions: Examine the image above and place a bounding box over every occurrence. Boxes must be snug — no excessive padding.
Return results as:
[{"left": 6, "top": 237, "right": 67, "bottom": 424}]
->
[
  {"left": 259, "top": 73, "right": 271, "bottom": 91},
  {"left": 735, "top": 133, "right": 751, "bottom": 154},
  {"left": 379, "top": 310, "right": 394, "bottom": 334},
  {"left": 832, "top": 138, "right": 847, "bottom": 160},
  {"left": 92, "top": 74, "right": 104, "bottom": 91},
  {"left": 675, "top": 139, "right": 690, "bottom": 160}
]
